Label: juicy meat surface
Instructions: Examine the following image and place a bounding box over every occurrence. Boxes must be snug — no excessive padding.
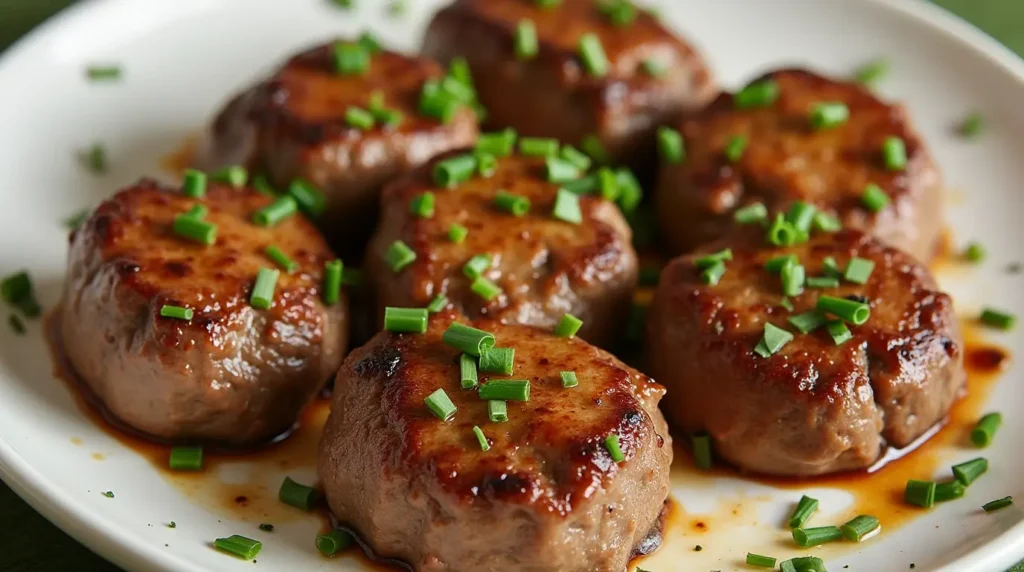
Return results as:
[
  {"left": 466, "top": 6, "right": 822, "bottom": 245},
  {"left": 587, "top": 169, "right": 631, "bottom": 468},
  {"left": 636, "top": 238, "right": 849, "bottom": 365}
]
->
[
  {"left": 422, "top": 0, "right": 716, "bottom": 169},
  {"left": 646, "top": 230, "right": 964, "bottom": 476},
  {"left": 365, "top": 150, "right": 638, "bottom": 348},
  {"left": 318, "top": 314, "right": 672, "bottom": 571},
  {"left": 60, "top": 179, "right": 348, "bottom": 445},
  {"left": 655, "top": 68, "right": 943, "bottom": 261},
  {"left": 197, "top": 40, "right": 479, "bottom": 257}
]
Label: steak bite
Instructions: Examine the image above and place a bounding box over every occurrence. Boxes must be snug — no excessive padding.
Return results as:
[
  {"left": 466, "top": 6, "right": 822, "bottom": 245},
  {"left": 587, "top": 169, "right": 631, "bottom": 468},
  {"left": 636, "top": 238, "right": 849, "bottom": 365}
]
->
[
  {"left": 422, "top": 0, "right": 716, "bottom": 169},
  {"left": 197, "top": 38, "right": 479, "bottom": 256},
  {"left": 655, "top": 68, "right": 943, "bottom": 261},
  {"left": 60, "top": 179, "right": 348, "bottom": 446},
  {"left": 646, "top": 230, "right": 964, "bottom": 476},
  {"left": 365, "top": 145, "right": 638, "bottom": 348},
  {"left": 318, "top": 314, "right": 672, "bottom": 571}
]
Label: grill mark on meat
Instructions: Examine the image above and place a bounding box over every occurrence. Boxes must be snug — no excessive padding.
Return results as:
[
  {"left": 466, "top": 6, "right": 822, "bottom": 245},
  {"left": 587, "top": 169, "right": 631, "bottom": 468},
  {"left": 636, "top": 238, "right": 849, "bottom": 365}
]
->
[{"left": 355, "top": 345, "right": 403, "bottom": 379}]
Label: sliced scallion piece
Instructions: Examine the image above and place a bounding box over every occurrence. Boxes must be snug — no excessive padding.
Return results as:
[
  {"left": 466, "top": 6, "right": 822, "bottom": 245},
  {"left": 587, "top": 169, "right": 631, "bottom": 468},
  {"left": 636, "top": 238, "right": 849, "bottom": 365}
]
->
[
  {"left": 265, "top": 245, "right": 298, "bottom": 274},
  {"left": 214, "top": 535, "right": 262, "bottom": 560},
  {"left": 692, "top": 434, "right": 712, "bottom": 470},
  {"left": 442, "top": 322, "right": 495, "bottom": 356},
  {"left": 478, "top": 347, "right": 514, "bottom": 375},
  {"left": 488, "top": 399, "right": 508, "bottom": 423},
  {"left": 384, "top": 307, "right": 428, "bottom": 333},
  {"left": 578, "top": 33, "right": 609, "bottom": 77},
  {"left": 460, "top": 354, "right": 478, "bottom": 389},
  {"left": 983, "top": 496, "right": 1013, "bottom": 512},
  {"left": 844, "top": 257, "right": 875, "bottom": 284},
  {"left": 253, "top": 196, "right": 298, "bottom": 227},
  {"left": 478, "top": 379, "right": 530, "bottom": 401},
  {"left": 472, "top": 425, "right": 490, "bottom": 451},
  {"left": 169, "top": 446, "right": 203, "bottom": 471},
  {"left": 904, "top": 479, "right": 936, "bottom": 508},
  {"left": 552, "top": 189, "right": 582, "bottom": 224},
  {"left": 657, "top": 126, "right": 684, "bottom": 164},
  {"left": 788, "top": 495, "right": 818, "bottom": 528},
  {"left": 980, "top": 308, "right": 1015, "bottom": 330},
  {"left": 971, "top": 412, "right": 1002, "bottom": 447},
  {"left": 953, "top": 457, "right": 988, "bottom": 486},
  {"left": 278, "top": 476, "right": 318, "bottom": 511},
  {"left": 493, "top": 190, "right": 530, "bottom": 216},
  {"left": 323, "top": 259, "right": 343, "bottom": 305},
  {"left": 250, "top": 268, "right": 279, "bottom": 310},
  {"left": 514, "top": 19, "right": 538, "bottom": 60},
  {"left": 554, "top": 313, "right": 583, "bottom": 337},
  {"left": 470, "top": 276, "right": 502, "bottom": 300},
  {"left": 433, "top": 154, "right": 477, "bottom": 188},
  {"left": 817, "top": 295, "right": 870, "bottom": 325},
  {"left": 424, "top": 388, "right": 457, "bottom": 421},
  {"left": 160, "top": 305, "right": 193, "bottom": 321},
  {"left": 386, "top": 240, "right": 417, "bottom": 272},
  {"left": 840, "top": 515, "right": 880, "bottom": 542},
  {"left": 182, "top": 169, "right": 207, "bottom": 198},
  {"left": 735, "top": 80, "right": 780, "bottom": 109},
  {"left": 792, "top": 525, "right": 843, "bottom": 547},
  {"left": 316, "top": 529, "right": 354, "bottom": 557},
  {"left": 561, "top": 371, "right": 578, "bottom": 388},
  {"left": 604, "top": 434, "right": 625, "bottom": 462}
]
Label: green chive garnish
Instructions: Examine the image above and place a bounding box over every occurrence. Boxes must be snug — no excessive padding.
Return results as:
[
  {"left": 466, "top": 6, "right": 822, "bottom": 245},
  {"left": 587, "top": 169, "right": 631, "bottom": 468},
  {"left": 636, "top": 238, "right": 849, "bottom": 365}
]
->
[
  {"left": 963, "top": 242, "right": 986, "bottom": 263},
  {"left": 345, "top": 106, "right": 375, "bottom": 130},
  {"left": 604, "top": 434, "right": 625, "bottom": 462},
  {"left": 545, "top": 157, "right": 581, "bottom": 183},
  {"left": 692, "top": 434, "right": 712, "bottom": 470},
  {"left": 434, "top": 153, "right": 477, "bottom": 187},
  {"left": 765, "top": 254, "right": 797, "bottom": 273},
  {"left": 386, "top": 240, "right": 417, "bottom": 272},
  {"left": 792, "top": 525, "right": 843, "bottom": 547},
  {"left": 827, "top": 320, "right": 853, "bottom": 345},
  {"left": 214, "top": 535, "right": 262, "bottom": 560},
  {"left": 253, "top": 196, "right": 298, "bottom": 226},
  {"left": 493, "top": 191, "right": 530, "bottom": 216},
  {"left": 840, "top": 515, "right": 880, "bottom": 542},
  {"left": 935, "top": 480, "right": 966, "bottom": 503},
  {"left": 426, "top": 294, "right": 448, "bottom": 313},
  {"left": 788, "top": 495, "right": 818, "bottom": 528},
  {"left": 882, "top": 136, "right": 907, "bottom": 171},
  {"left": 746, "top": 553, "right": 777, "bottom": 568},
  {"left": 519, "top": 137, "right": 559, "bottom": 157},
  {"left": 1, "top": 272, "right": 40, "bottom": 317},
  {"left": 861, "top": 183, "right": 890, "bottom": 212},
  {"left": 854, "top": 58, "right": 888, "bottom": 85},
  {"left": 472, "top": 425, "right": 490, "bottom": 451},
  {"left": 182, "top": 169, "right": 207, "bottom": 198},
  {"left": 211, "top": 165, "right": 247, "bottom": 188},
  {"left": 552, "top": 189, "right": 582, "bottom": 224},
  {"left": 86, "top": 65, "right": 122, "bottom": 81},
  {"left": 980, "top": 308, "right": 1015, "bottom": 330},
  {"left": 642, "top": 58, "right": 666, "bottom": 77},
  {"left": 971, "top": 412, "right": 1002, "bottom": 447},
  {"left": 460, "top": 354, "right": 478, "bottom": 389},
  {"left": 786, "top": 201, "right": 817, "bottom": 234},
  {"left": 410, "top": 191, "right": 435, "bottom": 218},
  {"left": 724, "top": 135, "right": 747, "bottom": 162},
  {"left": 580, "top": 134, "right": 610, "bottom": 164},
  {"left": 264, "top": 245, "right": 298, "bottom": 274},
  {"left": 754, "top": 322, "right": 793, "bottom": 357},
  {"left": 844, "top": 257, "right": 875, "bottom": 284},
  {"left": 250, "top": 268, "right": 279, "bottom": 310},
  {"left": 959, "top": 113, "right": 984, "bottom": 139},
  {"left": 781, "top": 261, "right": 805, "bottom": 297},
  {"left": 559, "top": 145, "right": 592, "bottom": 171},
  {"left": 735, "top": 80, "right": 780, "bottom": 109},
  {"left": 476, "top": 152, "right": 498, "bottom": 178},
  {"left": 806, "top": 276, "right": 839, "bottom": 289},
  {"left": 787, "top": 311, "right": 826, "bottom": 334},
  {"left": 817, "top": 295, "right": 870, "bottom": 325},
  {"left": 448, "top": 223, "right": 468, "bottom": 243},
  {"left": 983, "top": 496, "right": 1013, "bottom": 512},
  {"left": 809, "top": 102, "right": 849, "bottom": 129},
  {"left": 554, "top": 313, "right": 583, "bottom": 337},
  {"left": 488, "top": 400, "right": 508, "bottom": 423},
  {"left": 80, "top": 143, "right": 106, "bottom": 174},
  {"left": 812, "top": 211, "right": 842, "bottom": 233},
  {"left": 168, "top": 446, "right": 203, "bottom": 471},
  {"left": 657, "top": 126, "right": 685, "bottom": 164},
  {"left": 323, "top": 259, "right": 343, "bottom": 305},
  {"left": 561, "top": 371, "right": 578, "bottom": 388},
  {"left": 333, "top": 42, "right": 369, "bottom": 75},
  {"left": 734, "top": 203, "right": 767, "bottom": 225},
  {"left": 478, "top": 379, "right": 530, "bottom": 401},
  {"left": 904, "top": 479, "right": 936, "bottom": 508},
  {"left": 316, "top": 529, "right": 354, "bottom": 557},
  {"left": 160, "top": 305, "right": 193, "bottom": 321},
  {"left": 515, "top": 19, "right": 538, "bottom": 60},
  {"left": 425, "top": 388, "right": 457, "bottom": 421},
  {"left": 470, "top": 276, "right": 502, "bottom": 301},
  {"left": 384, "top": 307, "right": 428, "bottom": 333},
  {"left": 442, "top": 322, "right": 495, "bottom": 356},
  {"left": 478, "top": 347, "right": 514, "bottom": 375},
  {"left": 288, "top": 179, "right": 326, "bottom": 216},
  {"left": 278, "top": 476, "right": 317, "bottom": 511},
  {"left": 476, "top": 129, "right": 517, "bottom": 157},
  {"left": 953, "top": 457, "right": 988, "bottom": 486},
  {"left": 173, "top": 214, "right": 217, "bottom": 245},
  {"left": 578, "top": 34, "right": 609, "bottom": 77}
]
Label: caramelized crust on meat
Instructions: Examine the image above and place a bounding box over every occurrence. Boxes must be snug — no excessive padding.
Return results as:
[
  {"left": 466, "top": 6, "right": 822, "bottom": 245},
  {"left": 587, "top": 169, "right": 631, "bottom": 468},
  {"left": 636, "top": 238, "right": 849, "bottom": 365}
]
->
[
  {"left": 365, "top": 150, "right": 637, "bottom": 347},
  {"left": 61, "top": 179, "right": 348, "bottom": 445},
  {"left": 647, "top": 230, "right": 964, "bottom": 476},
  {"left": 198, "top": 41, "right": 479, "bottom": 255},
  {"left": 656, "top": 68, "right": 942, "bottom": 260},
  {"left": 319, "top": 314, "right": 671, "bottom": 571},
  {"left": 422, "top": 0, "right": 716, "bottom": 167}
]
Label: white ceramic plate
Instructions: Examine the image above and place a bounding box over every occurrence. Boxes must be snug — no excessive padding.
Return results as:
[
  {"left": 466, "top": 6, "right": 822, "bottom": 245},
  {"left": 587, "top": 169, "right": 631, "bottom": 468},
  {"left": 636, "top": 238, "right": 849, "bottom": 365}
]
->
[{"left": 2, "top": 0, "right": 1024, "bottom": 570}]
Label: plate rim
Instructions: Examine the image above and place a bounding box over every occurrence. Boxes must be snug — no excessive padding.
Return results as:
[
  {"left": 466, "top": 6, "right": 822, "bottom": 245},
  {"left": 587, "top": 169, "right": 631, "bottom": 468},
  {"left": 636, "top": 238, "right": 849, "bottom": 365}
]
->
[{"left": 1, "top": 0, "right": 1024, "bottom": 570}]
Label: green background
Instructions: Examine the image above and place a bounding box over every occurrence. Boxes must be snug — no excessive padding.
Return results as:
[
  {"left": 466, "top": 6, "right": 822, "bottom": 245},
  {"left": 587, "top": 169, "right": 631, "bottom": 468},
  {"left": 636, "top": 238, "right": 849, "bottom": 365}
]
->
[{"left": 0, "top": 0, "right": 1023, "bottom": 570}]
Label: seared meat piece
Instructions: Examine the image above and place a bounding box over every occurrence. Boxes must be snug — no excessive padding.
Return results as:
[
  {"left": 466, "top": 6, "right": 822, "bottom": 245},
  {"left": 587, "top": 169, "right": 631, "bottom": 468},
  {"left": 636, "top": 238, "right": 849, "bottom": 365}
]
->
[
  {"left": 422, "top": 0, "right": 716, "bottom": 169},
  {"left": 365, "top": 149, "right": 637, "bottom": 348},
  {"left": 655, "top": 68, "right": 943, "bottom": 261},
  {"left": 646, "top": 230, "right": 964, "bottom": 476},
  {"left": 319, "top": 314, "right": 672, "bottom": 571},
  {"left": 197, "top": 39, "right": 479, "bottom": 256},
  {"left": 61, "top": 179, "right": 348, "bottom": 446}
]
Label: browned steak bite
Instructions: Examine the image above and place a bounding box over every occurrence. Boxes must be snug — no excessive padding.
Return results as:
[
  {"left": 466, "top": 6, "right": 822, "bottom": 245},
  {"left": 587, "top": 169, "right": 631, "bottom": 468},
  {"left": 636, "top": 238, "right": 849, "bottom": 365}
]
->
[
  {"left": 422, "top": 0, "right": 716, "bottom": 169},
  {"left": 646, "top": 230, "right": 964, "bottom": 476},
  {"left": 656, "top": 68, "right": 943, "bottom": 261},
  {"left": 197, "top": 38, "right": 479, "bottom": 256},
  {"left": 318, "top": 314, "right": 672, "bottom": 571},
  {"left": 61, "top": 179, "right": 348, "bottom": 446}
]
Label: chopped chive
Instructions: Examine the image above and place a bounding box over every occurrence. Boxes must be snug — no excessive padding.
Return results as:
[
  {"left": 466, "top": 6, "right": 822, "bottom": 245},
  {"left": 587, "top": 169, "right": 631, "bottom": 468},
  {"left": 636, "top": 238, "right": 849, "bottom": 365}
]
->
[
  {"left": 823, "top": 256, "right": 842, "bottom": 278},
  {"left": 410, "top": 191, "right": 435, "bottom": 218},
  {"left": 475, "top": 152, "right": 498, "bottom": 177},
  {"left": 560, "top": 371, "right": 578, "bottom": 388},
  {"left": 641, "top": 58, "right": 666, "bottom": 77},
  {"left": 766, "top": 213, "right": 798, "bottom": 246},
  {"left": 765, "top": 254, "right": 797, "bottom": 273},
  {"left": 959, "top": 113, "right": 984, "bottom": 138},
  {"left": 812, "top": 211, "right": 842, "bottom": 233},
  {"left": 519, "top": 137, "right": 560, "bottom": 157},
  {"left": 479, "top": 347, "right": 514, "bottom": 375},
  {"left": 1, "top": 272, "right": 40, "bottom": 317},
  {"left": 101, "top": 491, "right": 114, "bottom": 498},
  {"left": 780, "top": 557, "right": 825, "bottom": 572},
  {"left": 8, "top": 315, "right": 25, "bottom": 335},
  {"left": 426, "top": 294, "right": 448, "bottom": 313},
  {"left": 905, "top": 479, "right": 936, "bottom": 508},
  {"left": 488, "top": 400, "right": 508, "bottom": 423},
  {"left": 953, "top": 457, "right": 988, "bottom": 486},
  {"left": 515, "top": 19, "right": 538, "bottom": 60},
  {"left": 358, "top": 31, "right": 381, "bottom": 54},
  {"left": 323, "top": 259, "right": 343, "bottom": 305},
  {"left": 604, "top": 1, "right": 636, "bottom": 26},
  {"left": 333, "top": 42, "right": 370, "bottom": 75},
  {"left": 844, "top": 257, "right": 875, "bottom": 284},
  {"left": 251, "top": 173, "right": 277, "bottom": 195},
  {"left": 734, "top": 203, "right": 768, "bottom": 225},
  {"left": 746, "top": 553, "right": 777, "bottom": 568},
  {"left": 211, "top": 165, "right": 247, "bottom": 188},
  {"left": 604, "top": 434, "right": 625, "bottom": 462},
  {"left": 433, "top": 153, "right": 477, "bottom": 188},
  {"left": 809, "top": 102, "right": 849, "bottom": 129},
  {"left": 754, "top": 323, "right": 793, "bottom": 357},
  {"left": 278, "top": 476, "right": 318, "bottom": 511},
  {"left": 384, "top": 307, "right": 428, "bottom": 333},
  {"left": 827, "top": 320, "right": 853, "bottom": 345},
  {"left": 861, "top": 183, "right": 890, "bottom": 213},
  {"left": 463, "top": 255, "right": 490, "bottom": 280},
  {"left": 983, "top": 496, "right": 1013, "bottom": 512},
  {"left": 788, "top": 495, "right": 819, "bottom": 528},
  {"left": 183, "top": 203, "right": 207, "bottom": 219},
  {"left": 701, "top": 262, "right": 726, "bottom": 286},
  {"left": 443, "top": 323, "right": 495, "bottom": 356},
  {"left": 534, "top": 0, "right": 561, "bottom": 7},
  {"left": 817, "top": 295, "right": 870, "bottom": 325},
  {"left": 807, "top": 276, "right": 839, "bottom": 289},
  {"left": 692, "top": 434, "right": 712, "bottom": 470},
  {"left": 578, "top": 34, "right": 609, "bottom": 77},
  {"left": 425, "top": 388, "right": 457, "bottom": 421},
  {"left": 854, "top": 58, "right": 888, "bottom": 84},
  {"left": 615, "top": 168, "right": 642, "bottom": 214},
  {"left": 214, "top": 535, "right": 262, "bottom": 560},
  {"left": 182, "top": 169, "right": 207, "bottom": 198},
  {"left": 368, "top": 90, "right": 386, "bottom": 112},
  {"left": 476, "top": 129, "right": 517, "bottom": 157},
  {"left": 980, "top": 308, "right": 1015, "bottom": 330},
  {"left": 478, "top": 379, "right": 530, "bottom": 401},
  {"left": 657, "top": 127, "right": 685, "bottom": 164},
  {"left": 882, "top": 136, "right": 907, "bottom": 171},
  {"left": 472, "top": 426, "right": 490, "bottom": 451},
  {"left": 448, "top": 223, "right": 469, "bottom": 243},
  {"left": 250, "top": 268, "right": 279, "bottom": 310},
  {"left": 971, "top": 412, "right": 1002, "bottom": 447},
  {"left": 80, "top": 143, "right": 107, "bottom": 174},
  {"left": 287, "top": 179, "right": 326, "bottom": 216},
  {"left": 316, "top": 529, "right": 354, "bottom": 557},
  {"left": 792, "top": 525, "right": 843, "bottom": 547},
  {"left": 86, "top": 65, "right": 122, "bottom": 82},
  {"left": 373, "top": 107, "right": 404, "bottom": 127},
  {"left": 786, "top": 201, "right": 817, "bottom": 234},
  {"left": 781, "top": 261, "right": 805, "bottom": 297},
  {"left": 779, "top": 297, "right": 794, "bottom": 311},
  {"left": 345, "top": 106, "right": 375, "bottom": 130},
  {"left": 386, "top": 240, "right": 417, "bottom": 272},
  {"left": 595, "top": 168, "right": 618, "bottom": 199},
  {"left": 545, "top": 157, "right": 581, "bottom": 183},
  {"left": 724, "top": 135, "right": 747, "bottom": 162},
  {"left": 934, "top": 480, "right": 966, "bottom": 502},
  {"left": 439, "top": 76, "right": 474, "bottom": 104},
  {"left": 963, "top": 242, "right": 986, "bottom": 263},
  {"left": 264, "top": 245, "right": 298, "bottom": 274},
  {"left": 580, "top": 134, "right": 610, "bottom": 164},
  {"left": 419, "top": 80, "right": 462, "bottom": 123},
  {"left": 253, "top": 196, "right": 298, "bottom": 226},
  {"left": 552, "top": 189, "right": 582, "bottom": 224},
  {"left": 554, "top": 313, "right": 583, "bottom": 337},
  {"left": 841, "top": 515, "right": 880, "bottom": 542},
  {"left": 160, "top": 305, "right": 193, "bottom": 321},
  {"left": 173, "top": 214, "right": 217, "bottom": 245},
  {"left": 787, "top": 311, "right": 826, "bottom": 334},
  {"left": 735, "top": 80, "right": 780, "bottom": 109},
  {"left": 168, "top": 446, "right": 203, "bottom": 471},
  {"left": 493, "top": 190, "right": 530, "bottom": 216},
  {"left": 559, "top": 145, "right": 592, "bottom": 171},
  {"left": 447, "top": 56, "right": 473, "bottom": 87},
  {"left": 460, "top": 354, "right": 478, "bottom": 389},
  {"left": 470, "top": 276, "right": 502, "bottom": 300}
]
